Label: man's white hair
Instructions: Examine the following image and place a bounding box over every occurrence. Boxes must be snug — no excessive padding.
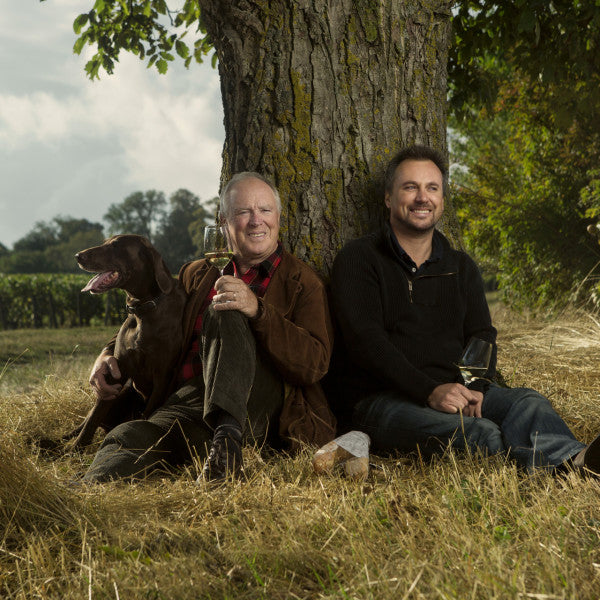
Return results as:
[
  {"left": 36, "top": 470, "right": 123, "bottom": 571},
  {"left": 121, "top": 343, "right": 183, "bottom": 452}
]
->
[{"left": 220, "top": 172, "right": 282, "bottom": 218}]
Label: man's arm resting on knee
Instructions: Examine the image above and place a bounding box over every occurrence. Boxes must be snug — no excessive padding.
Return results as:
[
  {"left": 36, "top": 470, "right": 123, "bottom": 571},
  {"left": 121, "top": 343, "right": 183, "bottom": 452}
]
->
[{"left": 427, "top": 383, "right": 483, "bottom": 417}]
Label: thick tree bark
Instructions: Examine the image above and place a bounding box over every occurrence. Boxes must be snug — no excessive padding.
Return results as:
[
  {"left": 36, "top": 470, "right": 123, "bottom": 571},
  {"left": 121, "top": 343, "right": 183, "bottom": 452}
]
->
[{"left": 199, "top": 0, "right": 454, "bottom": 274}]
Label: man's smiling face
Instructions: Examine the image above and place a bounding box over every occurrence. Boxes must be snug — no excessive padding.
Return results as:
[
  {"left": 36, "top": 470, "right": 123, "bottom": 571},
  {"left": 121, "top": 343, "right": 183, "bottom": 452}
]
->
[
  {"left": 385, "top": 159, "right": 444, "bottom": 235},
  {"left": 226, "top": 177, "right": 280, "bottom": 268}
]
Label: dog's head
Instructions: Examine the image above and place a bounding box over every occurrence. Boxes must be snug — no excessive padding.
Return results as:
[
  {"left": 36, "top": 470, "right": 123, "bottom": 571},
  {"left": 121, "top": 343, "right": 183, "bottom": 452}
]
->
[{"left": 76, "top": 234, "right": 174, "bottom": 295}]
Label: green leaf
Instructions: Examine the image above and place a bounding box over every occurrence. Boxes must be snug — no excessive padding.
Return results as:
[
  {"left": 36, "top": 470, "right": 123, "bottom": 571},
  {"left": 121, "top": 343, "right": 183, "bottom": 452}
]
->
[
  {"left": 175, "top": 40, "right": 189, "bottom": 59},
  {"left": 73, "top": 36, "right": 87, "bottom": 55},
  {"left": 156, "top": 59, "right": 168, "bottom": 74},
  {"left": 73, "top": 14, "right": 89, "bottom": 35},
  {"left": 84, "top": 57, "right": 101, "bottom": 80}
]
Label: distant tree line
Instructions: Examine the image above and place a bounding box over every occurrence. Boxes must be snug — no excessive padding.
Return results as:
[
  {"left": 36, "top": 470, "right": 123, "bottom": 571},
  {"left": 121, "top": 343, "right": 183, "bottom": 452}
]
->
[{"left": 0, "top": 189, "right": 217, "bottom": 275}]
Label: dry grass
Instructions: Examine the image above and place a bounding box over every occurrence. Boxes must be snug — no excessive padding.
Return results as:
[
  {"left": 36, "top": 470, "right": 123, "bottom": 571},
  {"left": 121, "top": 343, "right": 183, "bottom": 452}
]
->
[{"left": 1, "top": 311, "right": 600, "bottom": 599}]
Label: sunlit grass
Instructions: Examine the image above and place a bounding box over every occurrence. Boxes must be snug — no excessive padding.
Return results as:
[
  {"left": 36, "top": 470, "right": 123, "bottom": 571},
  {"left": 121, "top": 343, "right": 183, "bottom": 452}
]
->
[
  {"left": 0, "top": 315, "right": 600, "bottom": 598},
  {"left": 0, "top": 327, "right": 115, "bottom": 393}
]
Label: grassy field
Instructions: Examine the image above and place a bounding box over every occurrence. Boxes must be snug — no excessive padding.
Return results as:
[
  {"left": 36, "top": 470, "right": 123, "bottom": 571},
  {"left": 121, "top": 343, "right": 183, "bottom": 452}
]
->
[{"left": 1, "top": 310, "right": 600, "bottom": 599}]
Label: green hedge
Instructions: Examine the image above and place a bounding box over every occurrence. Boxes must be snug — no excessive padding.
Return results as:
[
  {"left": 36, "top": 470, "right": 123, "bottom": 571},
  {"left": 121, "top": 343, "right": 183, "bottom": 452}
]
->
[{"left": 0, "top": 274, "right": 127, "bottom": 329}]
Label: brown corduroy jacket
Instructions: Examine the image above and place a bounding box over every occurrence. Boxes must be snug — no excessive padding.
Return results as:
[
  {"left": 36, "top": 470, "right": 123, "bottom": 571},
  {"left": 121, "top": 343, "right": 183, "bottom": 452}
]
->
[{"left": 174, "top": 249, "right": 336, "bottom": 451}]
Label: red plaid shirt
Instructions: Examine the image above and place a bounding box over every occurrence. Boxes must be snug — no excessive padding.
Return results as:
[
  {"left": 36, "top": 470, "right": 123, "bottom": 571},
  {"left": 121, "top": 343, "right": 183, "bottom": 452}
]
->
[{"left": 178, "top": 242, "right": 283, "bottom": 382}]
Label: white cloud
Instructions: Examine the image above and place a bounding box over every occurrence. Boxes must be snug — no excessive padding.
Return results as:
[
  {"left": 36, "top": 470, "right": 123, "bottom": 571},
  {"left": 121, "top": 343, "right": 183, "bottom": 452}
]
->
[
  {"left": 0, "top": 93, "right": 72, "bottom": 147},
  {"left": 0, "top": 2, "right": 224, "bottom": 248}
]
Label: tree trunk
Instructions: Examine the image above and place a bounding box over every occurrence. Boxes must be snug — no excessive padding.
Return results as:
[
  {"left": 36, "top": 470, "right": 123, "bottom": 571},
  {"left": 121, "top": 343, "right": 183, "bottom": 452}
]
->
[{"left": 199, "top": 0, "right": 453, "bottom": 274}]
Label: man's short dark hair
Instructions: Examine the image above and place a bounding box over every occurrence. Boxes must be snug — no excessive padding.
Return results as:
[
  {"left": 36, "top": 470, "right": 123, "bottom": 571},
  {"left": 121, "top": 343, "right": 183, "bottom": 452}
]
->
[{"left": 384, "top": 145, "right": 448, "bottom": 196}]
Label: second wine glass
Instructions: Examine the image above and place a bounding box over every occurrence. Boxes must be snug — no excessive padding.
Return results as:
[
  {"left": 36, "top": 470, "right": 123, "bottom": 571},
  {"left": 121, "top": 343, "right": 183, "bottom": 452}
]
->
[
  {"left": 204, "top": 225, "right": 233, "bottom": 275},
  {"left": 456, "top": 337, "right": 492, "bottom": 385}
]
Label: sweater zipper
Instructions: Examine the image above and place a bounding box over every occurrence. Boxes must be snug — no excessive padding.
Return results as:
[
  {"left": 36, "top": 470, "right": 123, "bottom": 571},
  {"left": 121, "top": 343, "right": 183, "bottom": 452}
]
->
[{"left": 405, "top": 271, "right": 458, "bottom": 303}]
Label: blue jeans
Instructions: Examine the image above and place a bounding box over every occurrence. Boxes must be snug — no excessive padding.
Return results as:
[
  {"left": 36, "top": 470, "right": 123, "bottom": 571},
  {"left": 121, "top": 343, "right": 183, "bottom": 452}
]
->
[{"left": 353, "top": 384, "right": 585, "bottom": 471}]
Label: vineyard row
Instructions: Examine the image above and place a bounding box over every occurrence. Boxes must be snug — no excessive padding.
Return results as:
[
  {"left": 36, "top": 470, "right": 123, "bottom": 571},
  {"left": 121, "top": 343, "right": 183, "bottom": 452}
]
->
[{"left": 0, "top": 274, "right": 127, "bottom": 329}]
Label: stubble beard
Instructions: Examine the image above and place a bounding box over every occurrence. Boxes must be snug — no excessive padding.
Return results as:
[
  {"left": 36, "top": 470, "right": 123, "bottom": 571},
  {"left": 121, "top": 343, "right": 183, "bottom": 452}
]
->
[{"left": 397, "top": 211, "right": 441, "bottom": 235}]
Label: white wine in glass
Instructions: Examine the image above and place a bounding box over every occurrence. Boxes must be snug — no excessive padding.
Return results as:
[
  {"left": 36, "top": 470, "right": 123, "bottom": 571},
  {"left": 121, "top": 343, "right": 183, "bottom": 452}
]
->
[
  {"left": 204, "top": 225, "right": 233, "bottom": 275},
  {"left": 456, "top": 337, "right": 493, "bottom": 385}
]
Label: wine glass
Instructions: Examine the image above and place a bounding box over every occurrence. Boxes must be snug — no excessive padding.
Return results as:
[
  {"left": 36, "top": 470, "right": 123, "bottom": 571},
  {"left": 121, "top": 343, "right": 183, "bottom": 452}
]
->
[
  {"left": 456, "top": 337, "right": 492, "bottom": 385},
  {"left": 203, "top": 225, "right": 233, "bottom": 275}
]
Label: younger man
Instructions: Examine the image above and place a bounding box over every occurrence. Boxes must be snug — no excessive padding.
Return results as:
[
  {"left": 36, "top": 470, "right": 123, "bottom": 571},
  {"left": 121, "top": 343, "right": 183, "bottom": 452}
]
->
[{"left": 329, "top": 145, "right": 600, "bottom": 473}]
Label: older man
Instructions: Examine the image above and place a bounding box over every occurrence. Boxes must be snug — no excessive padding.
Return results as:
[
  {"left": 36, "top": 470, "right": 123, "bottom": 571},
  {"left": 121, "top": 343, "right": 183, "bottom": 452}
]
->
[
  {"left": 328, "top": 145, "right": 600, "bottom": 475},
  {"left": 83, "top": 172, "right": 335, "bottom": 482}
]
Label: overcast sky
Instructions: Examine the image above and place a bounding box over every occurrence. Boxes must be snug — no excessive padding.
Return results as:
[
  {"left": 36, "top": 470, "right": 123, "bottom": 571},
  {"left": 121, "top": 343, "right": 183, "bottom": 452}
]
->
[{"left": 0, "top": 0, "right": 224, "bottom": 249}]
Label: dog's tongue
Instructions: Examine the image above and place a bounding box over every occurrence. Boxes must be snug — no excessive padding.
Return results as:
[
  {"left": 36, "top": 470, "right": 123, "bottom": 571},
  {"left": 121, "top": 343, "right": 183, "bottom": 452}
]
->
[{"left": 81, "top": 271, "right": 119, "bottom": 293}]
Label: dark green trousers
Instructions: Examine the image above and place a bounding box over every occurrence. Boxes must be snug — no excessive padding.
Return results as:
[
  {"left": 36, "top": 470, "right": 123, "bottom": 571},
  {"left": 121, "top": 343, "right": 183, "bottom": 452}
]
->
[{"left": 82, "top": 306, "right": 284, "bottom": 482}]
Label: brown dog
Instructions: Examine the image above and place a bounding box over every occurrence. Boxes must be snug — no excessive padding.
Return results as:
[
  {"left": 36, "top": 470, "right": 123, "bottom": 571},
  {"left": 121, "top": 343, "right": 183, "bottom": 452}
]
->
[{"left": 66, "top": 234, "right": 188, "bottom": 449}]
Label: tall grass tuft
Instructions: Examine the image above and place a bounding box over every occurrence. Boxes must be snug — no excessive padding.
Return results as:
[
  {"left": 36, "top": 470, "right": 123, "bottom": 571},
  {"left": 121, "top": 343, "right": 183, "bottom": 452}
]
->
[{"left": 0, "top": 438, "right": 90, "bottom": 542}]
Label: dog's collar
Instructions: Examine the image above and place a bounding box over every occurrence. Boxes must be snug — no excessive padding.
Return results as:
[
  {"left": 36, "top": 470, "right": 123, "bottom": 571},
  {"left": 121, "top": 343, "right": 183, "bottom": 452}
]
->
[{"left": 126, "top": 294, "right": 165, "bottom": 315}]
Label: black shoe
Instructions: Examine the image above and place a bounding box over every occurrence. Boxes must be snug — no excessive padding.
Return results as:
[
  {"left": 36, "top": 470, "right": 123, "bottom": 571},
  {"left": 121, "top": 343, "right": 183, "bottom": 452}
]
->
[
  {"left": 200, "top": 425, "right": 243, "bottom": 482},
  {"left": 572, "top": 433, "right": 600, "bottom": 476},
  {"left": 583, "top": 434, "right": 600, "bottom": 473}
]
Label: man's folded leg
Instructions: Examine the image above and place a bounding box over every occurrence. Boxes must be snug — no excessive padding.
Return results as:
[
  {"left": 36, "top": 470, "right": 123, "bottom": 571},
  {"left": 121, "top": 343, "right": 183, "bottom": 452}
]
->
[
  {"left": 81, "top": 420, "right": 176, "bottom": 482},
  {"left": 352, "top": 391, "right": 507, "bottom": 457},
  {"left": 82, "top": 378, "right": 212, "bottom": 483},
  {"left": 481, "top": 385, "right": 585, "bottom": 471},
  {"left": 199, "top": 307, "right": 284, "bottom": 481}
]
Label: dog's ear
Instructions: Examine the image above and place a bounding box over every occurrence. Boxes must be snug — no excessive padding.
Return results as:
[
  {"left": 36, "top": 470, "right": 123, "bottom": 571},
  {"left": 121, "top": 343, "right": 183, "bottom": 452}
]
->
[
  {"left": 154, "top": 256, "right": 175, "bottom": 293},
  {"left": 141, "top": 238, "right": 175, "bottom": 293}
]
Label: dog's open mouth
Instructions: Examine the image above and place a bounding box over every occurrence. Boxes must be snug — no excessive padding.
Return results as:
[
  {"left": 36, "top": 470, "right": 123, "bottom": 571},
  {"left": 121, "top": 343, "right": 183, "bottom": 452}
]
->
[{"left": 81, "top": 271, "right": 121, "bottom": 294}]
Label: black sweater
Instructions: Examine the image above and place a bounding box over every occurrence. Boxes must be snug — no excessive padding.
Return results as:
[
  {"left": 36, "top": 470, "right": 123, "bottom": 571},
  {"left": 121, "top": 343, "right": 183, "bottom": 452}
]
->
[{"left": 328, "top": 227, "right": 497, "bottom": 422}]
